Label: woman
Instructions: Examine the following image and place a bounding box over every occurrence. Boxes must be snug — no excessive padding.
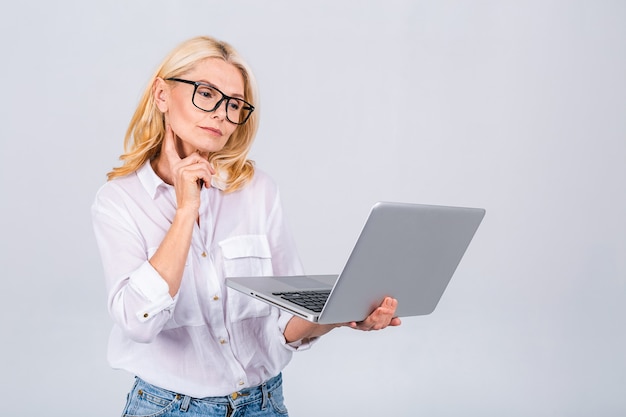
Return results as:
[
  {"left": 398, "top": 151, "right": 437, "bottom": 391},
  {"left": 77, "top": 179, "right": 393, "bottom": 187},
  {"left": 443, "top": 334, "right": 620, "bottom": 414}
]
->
[{"left": 92, "top": 35, "right": 400, "bottom": 417}]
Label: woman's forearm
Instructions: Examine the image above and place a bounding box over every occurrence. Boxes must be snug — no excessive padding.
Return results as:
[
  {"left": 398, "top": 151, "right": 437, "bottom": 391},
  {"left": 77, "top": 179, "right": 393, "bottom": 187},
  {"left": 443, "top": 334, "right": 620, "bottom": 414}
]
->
[
  {"left": 283, "top": 316, "right": 342, "bottom": 343},
  {"left": 149, "top": 207, "right": 197, "bottom": 297}
]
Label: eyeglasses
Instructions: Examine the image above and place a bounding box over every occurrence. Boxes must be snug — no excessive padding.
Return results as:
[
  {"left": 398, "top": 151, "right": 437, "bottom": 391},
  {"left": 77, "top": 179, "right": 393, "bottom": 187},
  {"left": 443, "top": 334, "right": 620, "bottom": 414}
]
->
[{"left": 166, "top": 78, "right": 255, "bottom": 125}]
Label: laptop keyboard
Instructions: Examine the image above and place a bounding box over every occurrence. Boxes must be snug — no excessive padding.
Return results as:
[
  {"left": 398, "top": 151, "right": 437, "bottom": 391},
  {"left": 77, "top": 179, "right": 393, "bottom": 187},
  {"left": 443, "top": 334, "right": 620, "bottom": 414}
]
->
[{"left": 272, "top": 290, "right": 331, "bottom": 313}]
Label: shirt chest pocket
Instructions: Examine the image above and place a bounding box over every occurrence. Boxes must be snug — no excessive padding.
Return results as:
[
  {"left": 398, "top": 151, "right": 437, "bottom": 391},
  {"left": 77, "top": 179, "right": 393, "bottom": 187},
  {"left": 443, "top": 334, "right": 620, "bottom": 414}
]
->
[
  {"left": 219, "top": 235, "right": 274, "bottom": 321},
  {"left": 219, "top": 235, "right": 274, "bottom": 277}
]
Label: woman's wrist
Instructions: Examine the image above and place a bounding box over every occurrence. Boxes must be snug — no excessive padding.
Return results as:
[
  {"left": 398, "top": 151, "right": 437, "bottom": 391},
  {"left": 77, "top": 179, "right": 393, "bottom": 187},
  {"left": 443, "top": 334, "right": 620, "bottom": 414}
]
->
[
  {"left": 174, "top": 206, "right": 198, "bottom": 223},
  {"left": 284, "top": 317, "right": 342, "bottom": 343}
]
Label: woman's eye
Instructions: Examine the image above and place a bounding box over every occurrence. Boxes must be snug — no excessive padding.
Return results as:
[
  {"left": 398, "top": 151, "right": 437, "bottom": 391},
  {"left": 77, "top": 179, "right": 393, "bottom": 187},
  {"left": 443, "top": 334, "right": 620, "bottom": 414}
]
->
[
  {"left": 228, "top": 100, "right": 241, "bottom": 111},
  {"left": 197, "top": 87, "right": 215, "bottom": 99}
]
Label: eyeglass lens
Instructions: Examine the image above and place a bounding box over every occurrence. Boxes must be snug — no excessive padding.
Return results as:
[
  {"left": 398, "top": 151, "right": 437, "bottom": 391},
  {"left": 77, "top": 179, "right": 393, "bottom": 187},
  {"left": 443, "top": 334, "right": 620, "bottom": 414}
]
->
[{"left": 193, "top": 84, "right": 251, "bottom": 124}]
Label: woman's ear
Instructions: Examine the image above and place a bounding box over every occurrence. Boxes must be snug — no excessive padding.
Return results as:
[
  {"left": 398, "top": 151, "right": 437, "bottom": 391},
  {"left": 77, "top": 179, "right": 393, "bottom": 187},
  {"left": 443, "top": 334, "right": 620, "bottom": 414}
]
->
[{"left": 153, "top": 77, "right": 169, "bottom": 113}]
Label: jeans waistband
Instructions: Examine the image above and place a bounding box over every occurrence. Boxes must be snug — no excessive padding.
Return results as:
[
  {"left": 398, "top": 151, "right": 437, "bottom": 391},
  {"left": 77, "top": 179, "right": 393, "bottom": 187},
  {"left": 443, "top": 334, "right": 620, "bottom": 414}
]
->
[{"left": 135, "top": 373, "right": 282, "bottom": 409}]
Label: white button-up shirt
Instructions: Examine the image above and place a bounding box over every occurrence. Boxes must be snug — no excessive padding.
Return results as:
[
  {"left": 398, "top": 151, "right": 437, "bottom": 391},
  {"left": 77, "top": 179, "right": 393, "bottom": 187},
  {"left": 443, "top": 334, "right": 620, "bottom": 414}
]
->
[{"left": 91, "top": 161, "right": 309, "bottom": 398}]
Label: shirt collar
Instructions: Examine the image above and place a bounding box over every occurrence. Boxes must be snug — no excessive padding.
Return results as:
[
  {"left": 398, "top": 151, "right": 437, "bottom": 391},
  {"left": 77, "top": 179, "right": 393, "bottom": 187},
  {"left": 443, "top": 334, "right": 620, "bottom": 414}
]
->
[{"left": 137, "top": 160, "right": 169, "bottom": 199}]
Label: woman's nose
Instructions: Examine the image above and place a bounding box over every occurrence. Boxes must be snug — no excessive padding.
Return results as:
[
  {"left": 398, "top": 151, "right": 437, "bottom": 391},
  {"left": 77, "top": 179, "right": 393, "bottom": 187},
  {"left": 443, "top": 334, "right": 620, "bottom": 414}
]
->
[{"left": 211, "top": 99, "right": 228, "bottom": 120}]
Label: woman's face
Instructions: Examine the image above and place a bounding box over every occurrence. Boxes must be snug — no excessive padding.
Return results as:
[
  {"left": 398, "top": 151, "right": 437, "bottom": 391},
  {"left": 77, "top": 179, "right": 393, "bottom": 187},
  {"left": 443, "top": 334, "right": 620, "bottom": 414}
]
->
[{"left": 155, "top": 58, "right": 245, "bottom": 157}]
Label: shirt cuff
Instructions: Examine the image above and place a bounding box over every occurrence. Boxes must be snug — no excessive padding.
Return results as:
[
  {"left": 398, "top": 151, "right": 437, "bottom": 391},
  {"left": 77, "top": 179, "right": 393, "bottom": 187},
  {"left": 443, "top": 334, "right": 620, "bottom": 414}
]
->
[
  {"left": 277, "top": 311, "right": 317, "bottom": 352},
  {"left": 128, "top": 261, "right": 176, "bottom": 322}
]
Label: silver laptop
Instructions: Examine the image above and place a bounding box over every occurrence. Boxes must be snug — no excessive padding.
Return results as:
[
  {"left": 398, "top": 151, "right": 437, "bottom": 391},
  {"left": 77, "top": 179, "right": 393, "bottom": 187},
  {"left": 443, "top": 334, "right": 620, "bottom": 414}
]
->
[{"left": 226, "top": 202, "right": 485, "bottom": 324}]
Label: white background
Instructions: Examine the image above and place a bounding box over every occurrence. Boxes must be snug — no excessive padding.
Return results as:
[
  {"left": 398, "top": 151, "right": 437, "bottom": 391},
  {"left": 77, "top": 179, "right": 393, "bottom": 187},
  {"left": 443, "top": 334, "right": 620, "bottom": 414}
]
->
[{"left": 1, "top": 1, "right": 624, "bottom": 416}]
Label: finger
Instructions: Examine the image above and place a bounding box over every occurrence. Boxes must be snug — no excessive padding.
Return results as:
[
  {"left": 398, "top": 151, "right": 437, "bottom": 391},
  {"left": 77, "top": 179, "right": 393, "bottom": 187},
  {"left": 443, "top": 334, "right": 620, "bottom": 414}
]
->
[
  {"left": 376, "top": 297, "right": 398, "bottom": 317},
  {"left": 194, "top": 150, "right": 216, "bottom": 176},
  {"left": 181, "top": 162, "right": 214, "bottom": 190},
  {"left": 162, "top": 124, "right": 182, "bottom": 165},
  {"left": 376, "top": 298, "right": 399, "bottom": 328},
  {"left": 389, "top": 317, "right": 402, "bottom": 326}
]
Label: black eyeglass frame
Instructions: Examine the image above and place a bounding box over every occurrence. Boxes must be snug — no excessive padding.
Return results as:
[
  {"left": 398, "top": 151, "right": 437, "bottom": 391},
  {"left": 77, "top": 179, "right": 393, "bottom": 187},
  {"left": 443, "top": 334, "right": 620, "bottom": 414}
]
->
[{"left": 165, "top": 77, "right": 255, "bottom": 125}]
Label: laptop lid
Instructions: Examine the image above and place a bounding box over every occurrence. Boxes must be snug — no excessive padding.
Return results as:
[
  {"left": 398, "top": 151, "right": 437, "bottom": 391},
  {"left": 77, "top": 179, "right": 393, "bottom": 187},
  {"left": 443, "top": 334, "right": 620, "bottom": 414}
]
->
[{"left": 316, "top": 202, "right": 485, "bottom": 323}]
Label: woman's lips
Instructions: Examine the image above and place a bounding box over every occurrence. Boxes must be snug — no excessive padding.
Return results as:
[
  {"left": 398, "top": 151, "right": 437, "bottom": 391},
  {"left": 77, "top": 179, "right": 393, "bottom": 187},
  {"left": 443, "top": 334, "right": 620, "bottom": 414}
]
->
[{"left": 200, "top": 126, "right": 222, "bottom": 136}]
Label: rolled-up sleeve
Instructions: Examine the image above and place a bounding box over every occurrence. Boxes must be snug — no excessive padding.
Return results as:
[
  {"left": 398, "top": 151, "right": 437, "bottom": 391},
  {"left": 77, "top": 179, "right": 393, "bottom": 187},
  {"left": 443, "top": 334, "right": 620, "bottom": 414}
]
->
[
  {"left": 276, "top": 311, "right": 317, "bottom": 351},
  {"left": 128, "top": 261, "right": 175, "bottom": 322}
]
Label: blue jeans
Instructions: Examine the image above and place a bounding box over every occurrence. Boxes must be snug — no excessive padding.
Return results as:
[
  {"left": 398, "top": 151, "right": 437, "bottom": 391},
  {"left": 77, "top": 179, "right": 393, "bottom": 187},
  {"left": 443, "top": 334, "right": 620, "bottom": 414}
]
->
[{"left": 121, "top": 374, "right": 289, "bottom": 417}]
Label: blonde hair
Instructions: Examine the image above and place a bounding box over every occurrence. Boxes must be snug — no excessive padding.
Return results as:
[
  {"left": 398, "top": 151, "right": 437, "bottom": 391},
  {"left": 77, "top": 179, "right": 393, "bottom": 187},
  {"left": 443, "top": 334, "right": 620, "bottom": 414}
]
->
[{"left": 107, "top": 36, "right": 259, "bottom": 192}]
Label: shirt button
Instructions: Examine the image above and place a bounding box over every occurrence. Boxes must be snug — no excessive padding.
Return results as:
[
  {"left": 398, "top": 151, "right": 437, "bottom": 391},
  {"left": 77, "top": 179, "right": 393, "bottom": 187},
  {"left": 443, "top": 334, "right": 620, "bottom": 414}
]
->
[
  {"left": 238, "top": 381, "right": 245, "bottom": 386},
  {"left": 143, "top": 313, "right": 149, "bottom": 318},
  {"left": 219, "top": 338, "right": 227, "bottom": 345},
  {"left": 201, "top": 251, "right": 207, "bottom": 257},
  {"left": 213, "top": 295, "right": 220, "bottom": 301}
]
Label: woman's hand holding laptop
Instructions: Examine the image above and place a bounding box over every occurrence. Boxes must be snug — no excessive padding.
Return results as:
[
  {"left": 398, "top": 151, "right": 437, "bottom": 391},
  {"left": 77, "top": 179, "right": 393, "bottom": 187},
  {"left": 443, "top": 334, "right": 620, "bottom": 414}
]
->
[
  {"left": 283, "top": 297, "right": 401, "bottom": 343},
  {"left": 347, "top": 296, "right": 402, "bottom": 331}
]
